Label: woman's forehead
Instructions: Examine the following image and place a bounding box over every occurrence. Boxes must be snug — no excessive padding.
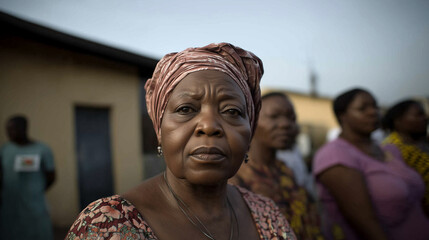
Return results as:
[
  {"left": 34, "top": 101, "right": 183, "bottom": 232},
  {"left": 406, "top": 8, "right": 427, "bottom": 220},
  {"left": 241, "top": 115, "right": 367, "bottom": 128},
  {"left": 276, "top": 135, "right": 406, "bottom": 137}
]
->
[
  {"left": 171, "top": 70, "right": 244, "bottom": 99},
  {"left": 350, "top": 92, "right": 375, "bottom": 104},
  {"left": 262, "top": 95, "right": 291, "bottom": 108}
]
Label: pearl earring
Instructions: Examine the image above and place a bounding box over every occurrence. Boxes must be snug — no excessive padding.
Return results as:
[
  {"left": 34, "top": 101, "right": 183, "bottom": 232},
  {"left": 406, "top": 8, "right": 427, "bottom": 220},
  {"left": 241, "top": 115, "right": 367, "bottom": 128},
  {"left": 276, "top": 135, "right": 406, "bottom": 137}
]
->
[
  {"left": 157, "top": 145, "right": 163, "bottom": 157},
  {"left": 244, "top": 154, "right": 249, "bottom": 163}
]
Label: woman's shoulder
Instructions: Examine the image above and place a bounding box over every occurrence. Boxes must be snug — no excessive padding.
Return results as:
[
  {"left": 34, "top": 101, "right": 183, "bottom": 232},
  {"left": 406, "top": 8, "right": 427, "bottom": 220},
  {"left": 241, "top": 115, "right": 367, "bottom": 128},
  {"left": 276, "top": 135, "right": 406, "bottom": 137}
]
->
[
  {"left": 314, "top": 138, "right": 351, "bottom": 161},
  {"left": 313, "top": 138, "right": 364, "bottom": 175},
  {"left": 233, "top": 185, "right": 297, "bottom": 239},
  {"left": 66, "top": 195, "right": 156, "bottom": 240},
  {"left": 382, "top": 132, "right": 400, "bottom": 145},
  {"left": 235, "top": 184, "right": 277, "bottom": 207},
  {"left": 316, "top": 138, "right": 350, "bottom": 154}
]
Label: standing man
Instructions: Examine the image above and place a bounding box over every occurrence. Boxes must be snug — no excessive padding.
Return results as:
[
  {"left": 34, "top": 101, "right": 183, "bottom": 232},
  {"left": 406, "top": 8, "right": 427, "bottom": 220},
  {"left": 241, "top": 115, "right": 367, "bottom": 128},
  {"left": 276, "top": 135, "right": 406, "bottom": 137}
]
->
[{"left": 0, "top": 115, "right": 55, "bottom": 240}]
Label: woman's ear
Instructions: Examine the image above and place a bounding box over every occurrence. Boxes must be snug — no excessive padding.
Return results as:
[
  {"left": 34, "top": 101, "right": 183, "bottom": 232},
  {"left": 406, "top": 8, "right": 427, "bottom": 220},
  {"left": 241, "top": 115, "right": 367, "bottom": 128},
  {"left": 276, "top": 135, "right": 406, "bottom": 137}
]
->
[{"left": 338, "top": 113, "right": 345, "bottom": 126}]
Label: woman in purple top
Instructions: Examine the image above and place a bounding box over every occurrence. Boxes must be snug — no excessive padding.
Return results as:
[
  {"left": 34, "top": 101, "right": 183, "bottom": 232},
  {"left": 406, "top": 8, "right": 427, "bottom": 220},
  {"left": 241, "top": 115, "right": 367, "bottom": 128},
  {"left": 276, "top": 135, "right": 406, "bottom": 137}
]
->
[{"left": 313, "top": 88, "right": 429, "bottom": 240}]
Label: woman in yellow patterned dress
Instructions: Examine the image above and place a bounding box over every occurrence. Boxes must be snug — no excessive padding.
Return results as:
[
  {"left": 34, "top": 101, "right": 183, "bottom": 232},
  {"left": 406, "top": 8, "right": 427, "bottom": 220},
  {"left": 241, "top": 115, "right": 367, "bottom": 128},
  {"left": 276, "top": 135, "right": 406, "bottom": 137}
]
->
[
  {"left": 382, "top": 99, "right": 429, "bottom": 216},
  {"left": 230, "top": 92, "right": 324, "bottom": 240}
]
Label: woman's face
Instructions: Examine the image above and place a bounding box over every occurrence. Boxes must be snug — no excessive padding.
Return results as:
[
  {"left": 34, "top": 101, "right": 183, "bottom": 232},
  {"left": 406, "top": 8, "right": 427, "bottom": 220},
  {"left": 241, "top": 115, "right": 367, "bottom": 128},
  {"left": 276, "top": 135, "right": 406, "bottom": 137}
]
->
[
  {"left": 160, "top": 70, "right": 251, "bottom": 185},
  {"left": 254, "top": 95, "right": 298, "bottom": 150},
  {"left": 341, "top": 92, "right": 380, "bottom": 135},
  {"left": 396, "top": 103, "right": 428, "bottom": 136}
]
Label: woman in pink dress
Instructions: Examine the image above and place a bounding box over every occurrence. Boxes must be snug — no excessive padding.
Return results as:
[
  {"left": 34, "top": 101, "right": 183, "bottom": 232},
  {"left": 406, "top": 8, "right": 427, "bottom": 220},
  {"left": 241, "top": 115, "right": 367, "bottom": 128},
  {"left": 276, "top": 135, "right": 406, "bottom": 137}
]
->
[{"left": 313, "top": 88, "right": 429, "bottom": 240}]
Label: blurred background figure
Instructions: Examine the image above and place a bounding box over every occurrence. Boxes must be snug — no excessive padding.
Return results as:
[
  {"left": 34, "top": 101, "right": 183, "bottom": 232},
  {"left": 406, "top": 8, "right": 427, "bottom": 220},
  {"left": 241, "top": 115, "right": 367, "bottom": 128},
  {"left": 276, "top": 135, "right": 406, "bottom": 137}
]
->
[
  {"left": 313, "top": 88, "right": 429, "bottom": 240},
  {"left": 0, "top": 115, "right": 56, "bottom": 239},
  {"left": 277, "top": 107, "right": 316, "bottom": 199},
  {"left": 230, "top": 92, "right": 324, "bottom": 240},
  {"left": 382, "top": 99, "right": 429, "bottom": 216}
]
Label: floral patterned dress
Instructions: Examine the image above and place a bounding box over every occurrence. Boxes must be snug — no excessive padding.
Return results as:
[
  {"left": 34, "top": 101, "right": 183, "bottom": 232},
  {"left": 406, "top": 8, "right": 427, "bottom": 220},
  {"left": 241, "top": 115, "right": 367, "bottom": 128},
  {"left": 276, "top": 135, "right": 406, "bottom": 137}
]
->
[
  {"left": 66, "top": 185, "right": 296, "bottom": 240},
  {"left": 230, "top": 160, "right": 324, "bottom": 240}
]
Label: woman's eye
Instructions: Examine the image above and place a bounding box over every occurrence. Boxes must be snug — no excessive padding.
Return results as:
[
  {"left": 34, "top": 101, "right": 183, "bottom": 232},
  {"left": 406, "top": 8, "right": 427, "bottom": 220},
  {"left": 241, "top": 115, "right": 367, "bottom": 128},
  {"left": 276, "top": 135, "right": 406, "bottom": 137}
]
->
[
  {"left": 356, "top": 106, "right": 365, "bottom": 112},
  {"left": 267, "top": 114, "right": 279, "bottom": 119},
  {"left": 288, "top": 115, "right": 297, "bottom": 122},
  {"left": 224, "top": 109, "right": 242, "bottom": 117},
  {"left": 177, "top": 106, "right": 194, "bottom": 114}
]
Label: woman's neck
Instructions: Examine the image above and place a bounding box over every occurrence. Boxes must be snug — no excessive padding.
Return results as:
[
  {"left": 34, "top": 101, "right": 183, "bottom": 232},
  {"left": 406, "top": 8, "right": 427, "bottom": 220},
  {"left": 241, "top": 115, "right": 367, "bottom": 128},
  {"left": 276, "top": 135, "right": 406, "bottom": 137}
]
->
[
  {"left": 396, "top": 131, "right": 424, "bottom": 144},
  {"left": 340, "top": 130, "right": 387, "bottom": 161},
  {"left": 248, "top": 140, "right": 277, "bottom": 169},
  {"left": 339, "top": 130, "right": 373, "bottom": 147},
  {"left": 162, "top": 171, "right": 229, "bottom": 216},
  {"left": 396, "top": 131, "right": 429, "bottom": 154}
]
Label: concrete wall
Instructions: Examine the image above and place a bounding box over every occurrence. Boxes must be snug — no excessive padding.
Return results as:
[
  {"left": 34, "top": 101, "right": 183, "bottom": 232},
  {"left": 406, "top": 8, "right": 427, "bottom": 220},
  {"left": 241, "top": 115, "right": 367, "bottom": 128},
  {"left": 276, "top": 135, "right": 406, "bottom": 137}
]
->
[{"left": 0, "top": 35, "right": 144, "bottom": 227}]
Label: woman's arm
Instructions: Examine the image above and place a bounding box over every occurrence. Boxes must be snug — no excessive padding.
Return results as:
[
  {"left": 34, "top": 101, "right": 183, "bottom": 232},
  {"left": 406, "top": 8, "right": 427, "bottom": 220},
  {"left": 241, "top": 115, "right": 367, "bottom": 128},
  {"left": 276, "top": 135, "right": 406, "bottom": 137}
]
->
[{"left": 318, "top": 165, "right": 388, "bottom": 240}]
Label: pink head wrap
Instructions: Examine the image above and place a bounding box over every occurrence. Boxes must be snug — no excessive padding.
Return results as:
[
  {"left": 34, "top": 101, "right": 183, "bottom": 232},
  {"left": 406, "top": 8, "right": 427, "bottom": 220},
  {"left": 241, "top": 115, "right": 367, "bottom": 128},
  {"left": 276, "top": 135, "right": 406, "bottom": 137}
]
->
[{"left": 145, "top": 42, "right": 264, "bottom": 141}]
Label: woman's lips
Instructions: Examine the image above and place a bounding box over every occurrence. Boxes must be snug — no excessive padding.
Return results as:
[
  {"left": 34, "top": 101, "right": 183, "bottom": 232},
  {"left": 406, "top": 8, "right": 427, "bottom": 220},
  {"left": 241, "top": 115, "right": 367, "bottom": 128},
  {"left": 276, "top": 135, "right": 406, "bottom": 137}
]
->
[
  {"left": 190, "top": 146, "right": 226, "bottom": 161},
  {"left": 191, "top": 153, "right": 226, "bottom": 161},
  {"left": 274, "top": 132, "right": 294, "bottom": 140}
]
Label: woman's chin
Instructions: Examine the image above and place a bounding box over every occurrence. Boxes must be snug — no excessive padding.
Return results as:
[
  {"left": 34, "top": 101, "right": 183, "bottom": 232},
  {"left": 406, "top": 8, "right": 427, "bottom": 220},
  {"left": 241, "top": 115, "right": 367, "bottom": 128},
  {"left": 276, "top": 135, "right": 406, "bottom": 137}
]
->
[{"left": 185, "top": 171, "right": 231, "bottom": 186}]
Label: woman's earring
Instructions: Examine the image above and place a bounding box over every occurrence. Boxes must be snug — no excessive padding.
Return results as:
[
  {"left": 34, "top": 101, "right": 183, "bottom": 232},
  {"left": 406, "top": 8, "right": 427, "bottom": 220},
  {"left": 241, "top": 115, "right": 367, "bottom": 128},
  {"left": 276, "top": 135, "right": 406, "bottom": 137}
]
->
[
  {"left": 244, "top": 154, "right": 249, "bottom": 163},
  {"left": 157, "top": 145, "right": 163, "bottom": 157}
]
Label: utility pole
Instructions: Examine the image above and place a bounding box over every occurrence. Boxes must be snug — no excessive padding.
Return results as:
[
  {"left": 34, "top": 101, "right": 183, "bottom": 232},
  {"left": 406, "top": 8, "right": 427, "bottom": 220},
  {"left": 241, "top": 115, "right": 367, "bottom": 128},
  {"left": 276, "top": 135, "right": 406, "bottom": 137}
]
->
[{"left": 310, "top": 68, "right": 318, "bottom": 98}]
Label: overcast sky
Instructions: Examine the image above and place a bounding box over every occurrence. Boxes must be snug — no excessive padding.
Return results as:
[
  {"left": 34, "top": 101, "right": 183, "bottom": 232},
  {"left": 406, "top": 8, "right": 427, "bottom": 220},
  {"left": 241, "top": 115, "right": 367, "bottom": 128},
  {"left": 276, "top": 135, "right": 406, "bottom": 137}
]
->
[{"left": 1, "top": 0, "right": 428, "bottom": 106}]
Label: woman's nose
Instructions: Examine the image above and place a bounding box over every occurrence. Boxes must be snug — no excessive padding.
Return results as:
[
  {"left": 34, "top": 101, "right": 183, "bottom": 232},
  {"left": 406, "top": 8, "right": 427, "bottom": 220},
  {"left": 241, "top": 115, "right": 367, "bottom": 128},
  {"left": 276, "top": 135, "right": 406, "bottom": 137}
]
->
[
  {"left": 368, "top": 106, "right": 379, "bottom": 117},
  {"left": 278, "top": 117, "right": 293, "bottom": 129},
  {"left": 195, "top": 109, "right": 224, "bottom": 137}
]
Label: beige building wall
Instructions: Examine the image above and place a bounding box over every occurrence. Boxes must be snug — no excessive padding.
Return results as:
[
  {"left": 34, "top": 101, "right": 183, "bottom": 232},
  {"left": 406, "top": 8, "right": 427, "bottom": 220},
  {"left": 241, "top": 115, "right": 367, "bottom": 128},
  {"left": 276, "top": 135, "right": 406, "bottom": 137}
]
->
[
  {"left": 0, "top": 36, "right": 144, "bottom": 226},
  {"left": 287, "top": 92, "right": 338, "bottom": 152},
  {"left": 287, "top": 92, "right": 338, "bottom": 130}
]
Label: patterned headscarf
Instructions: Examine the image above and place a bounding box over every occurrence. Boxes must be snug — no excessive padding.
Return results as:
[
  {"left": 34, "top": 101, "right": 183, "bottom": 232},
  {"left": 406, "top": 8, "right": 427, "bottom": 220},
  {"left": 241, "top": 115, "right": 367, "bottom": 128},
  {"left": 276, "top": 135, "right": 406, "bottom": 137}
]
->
[{"left": 145, "top": 42, "right": 264, "bottom": 141}]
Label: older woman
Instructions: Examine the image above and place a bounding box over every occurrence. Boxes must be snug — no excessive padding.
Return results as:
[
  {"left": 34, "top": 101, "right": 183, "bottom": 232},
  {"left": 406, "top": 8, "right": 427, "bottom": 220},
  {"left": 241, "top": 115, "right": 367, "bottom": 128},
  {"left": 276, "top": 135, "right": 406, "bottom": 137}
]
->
[
  {"left": 229, "top": 92, "right": 324, "bottom": 240},
  {"left": 382, "top": 99, "right": 429, "bottom": 216},
  {"left": 66, "top": 43, "right": 296, "bottom": 240},
  {"left": 313, "top": 88, "right": 429, "bottom": 240}
]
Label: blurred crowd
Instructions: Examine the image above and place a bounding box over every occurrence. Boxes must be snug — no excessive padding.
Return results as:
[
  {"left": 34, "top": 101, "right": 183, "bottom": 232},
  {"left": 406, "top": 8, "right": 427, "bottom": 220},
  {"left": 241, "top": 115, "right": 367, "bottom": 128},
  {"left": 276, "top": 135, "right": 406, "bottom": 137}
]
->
[
  {"left": 2, "top": 87, "right": 428, "bottom": 240},
  {"left": 1, "top": 44, "right": 428, "bottom": 239},
  {"left": 231, "top": 88, "right": 429, "bottom": 239}
]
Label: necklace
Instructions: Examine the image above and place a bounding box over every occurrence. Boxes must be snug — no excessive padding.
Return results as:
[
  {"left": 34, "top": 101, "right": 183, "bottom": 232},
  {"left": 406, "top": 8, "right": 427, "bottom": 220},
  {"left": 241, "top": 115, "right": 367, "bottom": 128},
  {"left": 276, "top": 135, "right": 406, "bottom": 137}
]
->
[{"left": 163, "top": 172, "right": 238, "bottom": 240}]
